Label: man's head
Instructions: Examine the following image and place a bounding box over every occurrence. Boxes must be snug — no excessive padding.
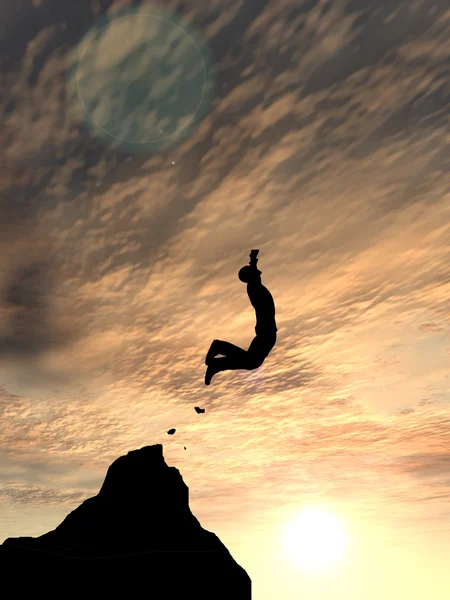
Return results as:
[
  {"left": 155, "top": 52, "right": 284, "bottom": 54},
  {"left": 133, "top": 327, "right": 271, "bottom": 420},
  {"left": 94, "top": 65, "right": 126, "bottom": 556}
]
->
[{"left": 238, "top": 266, "right": 262, "bottom": 283}]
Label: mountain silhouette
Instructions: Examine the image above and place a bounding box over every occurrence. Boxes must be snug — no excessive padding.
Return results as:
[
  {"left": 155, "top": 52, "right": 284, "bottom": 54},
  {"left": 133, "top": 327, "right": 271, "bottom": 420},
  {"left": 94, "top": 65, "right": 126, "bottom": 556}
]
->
[{"left": 0, "top": 444, "right": 251, "bottom": 599}]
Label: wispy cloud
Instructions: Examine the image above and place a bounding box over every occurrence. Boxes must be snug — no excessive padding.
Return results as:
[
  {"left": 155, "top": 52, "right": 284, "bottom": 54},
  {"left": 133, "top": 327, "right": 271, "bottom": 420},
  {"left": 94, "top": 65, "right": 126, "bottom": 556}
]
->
[{"left": 1, "top": 0, "right": 450, "bottom": 557}]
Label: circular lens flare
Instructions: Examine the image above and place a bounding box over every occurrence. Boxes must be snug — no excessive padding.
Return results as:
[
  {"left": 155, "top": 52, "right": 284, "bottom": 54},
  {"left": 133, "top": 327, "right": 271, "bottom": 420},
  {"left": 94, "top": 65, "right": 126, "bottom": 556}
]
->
[{"left": 66, "top": 7, "right": 215, "bottom": 153}]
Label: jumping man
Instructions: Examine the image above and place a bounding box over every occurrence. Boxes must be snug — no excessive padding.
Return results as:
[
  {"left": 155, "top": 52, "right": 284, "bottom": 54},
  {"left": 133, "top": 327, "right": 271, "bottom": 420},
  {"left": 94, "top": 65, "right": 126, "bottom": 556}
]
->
[{"left": 204, "top": 249, "right": 277, "bottom": 385}]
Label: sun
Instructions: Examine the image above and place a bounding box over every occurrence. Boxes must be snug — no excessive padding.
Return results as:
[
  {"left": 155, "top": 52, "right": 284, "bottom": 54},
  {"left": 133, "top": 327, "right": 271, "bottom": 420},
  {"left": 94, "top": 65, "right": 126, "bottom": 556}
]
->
[{"left": 282, "top": 506, "right": 348, "bottom": 572}]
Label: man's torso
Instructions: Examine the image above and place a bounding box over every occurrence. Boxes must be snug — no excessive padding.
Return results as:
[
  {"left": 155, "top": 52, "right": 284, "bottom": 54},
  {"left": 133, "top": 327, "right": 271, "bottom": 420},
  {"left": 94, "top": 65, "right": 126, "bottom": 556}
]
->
[{"left": 247, "top": 282, "right": 278, "bottom": 335}]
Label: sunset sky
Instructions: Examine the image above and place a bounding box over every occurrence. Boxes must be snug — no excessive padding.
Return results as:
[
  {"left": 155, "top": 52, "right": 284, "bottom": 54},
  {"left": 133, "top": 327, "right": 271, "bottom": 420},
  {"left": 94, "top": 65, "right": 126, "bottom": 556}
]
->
[{"left": 1, "top": 0, "right": 450, "bottom": 598}]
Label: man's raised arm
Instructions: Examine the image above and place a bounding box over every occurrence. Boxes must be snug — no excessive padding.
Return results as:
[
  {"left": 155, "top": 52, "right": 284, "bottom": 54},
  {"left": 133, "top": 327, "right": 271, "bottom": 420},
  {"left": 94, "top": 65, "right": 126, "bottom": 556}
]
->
[{"left": 249, "top": 249, "right": 259, "bottom": 270}]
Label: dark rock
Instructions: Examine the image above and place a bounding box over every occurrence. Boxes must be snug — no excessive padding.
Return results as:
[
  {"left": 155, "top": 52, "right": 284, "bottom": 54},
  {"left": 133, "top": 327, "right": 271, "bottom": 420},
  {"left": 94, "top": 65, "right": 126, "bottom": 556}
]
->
[
  {"left": 167, "top": 427, "right": 176, "bottom": 435},
  {"left": 0, "top": 444, "right": 251, "bottom": 599},
  {"left": 194, "top": 406, "right": 205, "bottom": 413}
]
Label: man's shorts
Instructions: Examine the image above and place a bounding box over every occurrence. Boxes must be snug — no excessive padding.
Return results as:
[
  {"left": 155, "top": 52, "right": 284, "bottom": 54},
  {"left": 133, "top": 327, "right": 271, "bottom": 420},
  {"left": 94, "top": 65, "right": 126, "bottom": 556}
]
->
[{"left": 247, "top": 330, "right": 277, "bottom": 367}]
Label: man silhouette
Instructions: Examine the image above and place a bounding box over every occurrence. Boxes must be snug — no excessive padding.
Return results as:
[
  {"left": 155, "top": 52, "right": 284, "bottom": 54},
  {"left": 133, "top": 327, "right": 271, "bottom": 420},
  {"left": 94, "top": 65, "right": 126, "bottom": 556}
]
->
[{"left": 204, "top": 250, "right": 277, "bottom": 385}]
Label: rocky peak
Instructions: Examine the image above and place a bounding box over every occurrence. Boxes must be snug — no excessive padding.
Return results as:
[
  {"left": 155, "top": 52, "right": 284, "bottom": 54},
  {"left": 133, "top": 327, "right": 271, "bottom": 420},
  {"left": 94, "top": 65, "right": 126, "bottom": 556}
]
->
[{"left": 1, "top": 444, "right": 251, "bottom": 599}]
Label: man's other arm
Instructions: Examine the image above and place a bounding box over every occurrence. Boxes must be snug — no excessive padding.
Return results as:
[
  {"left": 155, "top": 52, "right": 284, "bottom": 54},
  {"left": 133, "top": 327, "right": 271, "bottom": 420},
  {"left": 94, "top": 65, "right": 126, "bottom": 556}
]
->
[{"left": 249, "top": 249, "right": 259, "bottom": 271}]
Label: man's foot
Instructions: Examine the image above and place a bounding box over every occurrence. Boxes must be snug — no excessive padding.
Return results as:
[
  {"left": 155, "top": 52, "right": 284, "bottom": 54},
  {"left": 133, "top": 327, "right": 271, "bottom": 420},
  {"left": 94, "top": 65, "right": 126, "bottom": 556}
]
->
[
  {"left": 205, "top": 362, "right": 217, "bottom": 386},
  {"left": 205, "top": 339, "right": 219, "bottom": 366}
]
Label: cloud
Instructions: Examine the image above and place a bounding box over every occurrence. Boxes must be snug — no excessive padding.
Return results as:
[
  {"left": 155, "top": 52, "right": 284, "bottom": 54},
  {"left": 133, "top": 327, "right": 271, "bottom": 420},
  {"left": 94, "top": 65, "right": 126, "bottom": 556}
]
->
[
  {"left": 1, "top": 0, "right": 450, "bottom": 546},
  {"left": 0, "top": 483, "right": 90, "bottom": 506}
]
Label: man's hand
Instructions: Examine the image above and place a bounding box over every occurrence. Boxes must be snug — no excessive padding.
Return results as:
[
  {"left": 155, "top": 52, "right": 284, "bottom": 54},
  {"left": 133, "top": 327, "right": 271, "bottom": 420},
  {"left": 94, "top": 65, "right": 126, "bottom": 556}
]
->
[{"left": 249, "top": 249, "right": 259, "bottom": 268}]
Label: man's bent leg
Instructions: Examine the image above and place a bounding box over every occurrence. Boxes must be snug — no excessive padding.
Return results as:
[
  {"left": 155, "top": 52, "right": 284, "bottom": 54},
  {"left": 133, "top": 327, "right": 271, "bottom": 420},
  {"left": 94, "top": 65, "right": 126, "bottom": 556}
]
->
[
  {"left": 205, "top": 343, "right": 258, "bottom": 385},
  {"left": 205, "top": 336, "right": 275, "bottom": 385},
  {"left": 211, "top": 339, "right": 266, "bottom": 376},
  {"left": 213, "top": 335, "right": 275, "bottom": 374},
  {"left": 206, "top": 339, "right": 249, "bottom": 365}
]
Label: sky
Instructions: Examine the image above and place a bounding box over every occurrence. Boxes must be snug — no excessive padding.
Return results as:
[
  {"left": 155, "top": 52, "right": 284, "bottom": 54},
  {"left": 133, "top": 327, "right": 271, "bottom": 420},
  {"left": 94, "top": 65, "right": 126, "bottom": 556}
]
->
[{"left": 1, "top": 0, "right": 450, "bottom": 598}]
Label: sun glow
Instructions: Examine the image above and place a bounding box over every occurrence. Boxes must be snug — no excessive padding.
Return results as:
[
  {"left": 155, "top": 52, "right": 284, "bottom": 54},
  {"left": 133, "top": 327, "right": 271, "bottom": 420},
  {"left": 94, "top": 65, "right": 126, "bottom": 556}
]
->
[{"left": 282, "top": 506, "right": 349, "bottom": 572}]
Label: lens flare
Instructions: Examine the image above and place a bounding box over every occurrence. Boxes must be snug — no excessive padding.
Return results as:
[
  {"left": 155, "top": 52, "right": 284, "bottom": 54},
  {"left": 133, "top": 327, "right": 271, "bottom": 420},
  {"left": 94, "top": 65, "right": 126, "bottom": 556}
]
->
[{"left": 66, "top": 7, "right": 215, "bottom": 154}]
